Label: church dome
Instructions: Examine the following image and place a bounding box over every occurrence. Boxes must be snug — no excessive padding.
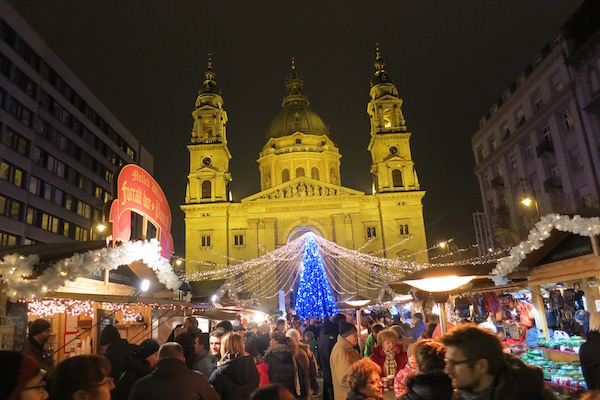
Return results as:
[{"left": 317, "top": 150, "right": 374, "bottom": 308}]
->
[
  {"left": 266, "top": 59, "right": 329, "bottom": 139},
  {"left": 267, "top": 104, "right": 329, "bottom": 139}
]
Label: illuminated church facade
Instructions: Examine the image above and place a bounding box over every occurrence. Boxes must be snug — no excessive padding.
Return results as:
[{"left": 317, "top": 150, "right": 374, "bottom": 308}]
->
[{"left": 181, "top": 50, "right": 428, "bottom": 300}]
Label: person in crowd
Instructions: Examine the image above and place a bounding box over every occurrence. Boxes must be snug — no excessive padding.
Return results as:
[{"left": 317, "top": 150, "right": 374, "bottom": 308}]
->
[
  {"left": 274, "top": 319, "right": 287, "bottom": 333},
  {"left": 194, "top": 332, "right": 217, "bottom": 378},
  {"left": 394, "top": 342, "right": 417, "bottom": 399},
  {"left": 233, "top": 322, "right": 247, "bottom": 336},
  {"left": 50, "top": 354, "right": 115, "bottom": 400},
  {"left": 364, "top": 323, "right": 384, "bottom": 357},
  {"left": 580, "top": 312, "right": 600, "bottom": 391},
  {"left": 526, "top": 320, "right": 540, "bottom": 348},
  {"left": 249, "top": 384, "right": 296, "bottom": 400},
  {"left": 304, "top": 318, "right": 320, "bottom": 339},
  {"left": 264, "top": 330, "right": 305, "bottom": 398},
  {"left": 244, "top": 331, "right": 270, "bottom": 387},
  {"left": 167, "top": 316, "right": 201, "bottom": 342},
  {"left": 175, "top": 331, "right": 198, "bottom": 369},
  {"left": 318, "top": 313, "right": 347, "bottom": 400},
  {"left": 247, "top": 321, "right": 260, "bottom": 334},
  {"left": 0, "top": 351, "right": 48, "bottom": 400},
  {"left": 389, "top": 324, "right": 406, "bottom": 340},
  {"left": 421, "top": 315, "right": 438, "bottom": 340},
  {"left": 216, "top": 320, "right": 234, "bottom": 333},
  {"left": 287, "top": 328, "right": 317, "bottom": 396},
  {"left": 209, "top": 327, "right": 226, "bottom": 358},
  {"left": 129, "top": 342, "right": 220, "bottom": 400},
  {"left": 113, "top": 338, "right": 159, "bottom": 400},
  {"left": 257, "top": 323, "right": 272, "bottom": 356},
  {"left": 406, "top": 313, "right": 426, "bottom": 343},
  {"left": 442, "top": 324, "right": 556, "bottom": 399},
  {"left": 346, "top": 358, "right": 383, "bottom": 400},
  {"left": 303, "top": 331, "right": 319, "bottom": 369},
  {"left": 99, "top": 324, "right": 137, "bottom": 381},
  {"left": 331, "top": 320, "right": 362, "bottom": 400},
  {"left": 209, "top": 332, "right": 260, "bottom": 400},
  {"left": 24, "top": 319, "right": 54, "bottom": 374},
  {"left": 401, "top": 339, "right": 452, "bottom": 400},
  {"left": 370, "top": 328, "right": 408, "bottom": 377}
]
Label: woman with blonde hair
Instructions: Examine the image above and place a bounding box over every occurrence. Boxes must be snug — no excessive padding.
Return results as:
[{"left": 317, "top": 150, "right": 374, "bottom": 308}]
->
[
  {"left": 370, "top": 328, "right": 408, "bottom": 377},
  {"left": 580, "top": 312, "right": 600, "bottom": 390},
  {"left": 209, "top": 332, "right": 259, "bottom": 400}
]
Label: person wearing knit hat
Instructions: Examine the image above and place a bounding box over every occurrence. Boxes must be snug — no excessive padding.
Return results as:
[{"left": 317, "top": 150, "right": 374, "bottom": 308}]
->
[
  {"left": 113, "top": 339, "right": 159, "bottom": 400},
  {"left": 100, "top": 324, "right": 138, "bottom": 382},
  {"left": 329, "top": 320, "right": 361, "bottom": 400},
  {"left": 24, "top": 319, "right": 54, "bottom": 375},
  {"left": 0, "top": 350, "right": 48, "bottom": 400}
]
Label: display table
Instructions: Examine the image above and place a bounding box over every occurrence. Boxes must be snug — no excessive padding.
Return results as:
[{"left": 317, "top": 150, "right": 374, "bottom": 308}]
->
[{"left": 539, "top": 347, "right": 579, "bottom": 363}]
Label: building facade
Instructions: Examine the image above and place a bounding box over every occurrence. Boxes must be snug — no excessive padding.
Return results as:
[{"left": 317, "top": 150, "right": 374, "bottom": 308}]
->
[
  {"left": 0, "top": 1, "right": 153, "bottom": 246},
  {"left": 471, "top": 1, "right": 600, "bottom": 246},
  {"left": 182, "top": 50, "right": 428, "bottom": 303}
]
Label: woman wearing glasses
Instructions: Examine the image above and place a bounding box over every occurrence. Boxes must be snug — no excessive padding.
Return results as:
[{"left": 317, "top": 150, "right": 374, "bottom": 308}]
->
[
  {"left": 49, "top": 355, "right": 115, "bottom": 400},
  {"left": 0, "top": 351, "right": 49, "bottom": 400},
  {"left": 346, "top": 358, "right": 384, "bottom": 400}
]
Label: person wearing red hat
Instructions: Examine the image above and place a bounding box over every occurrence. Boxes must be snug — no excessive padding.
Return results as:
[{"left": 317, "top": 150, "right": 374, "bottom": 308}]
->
[{"left": 0, "top": 350, "right": 48, "bottom": 400}]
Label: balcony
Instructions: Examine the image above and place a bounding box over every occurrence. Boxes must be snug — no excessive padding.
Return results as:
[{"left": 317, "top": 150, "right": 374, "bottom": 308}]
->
[
  {"left": 536, "top": 140, "right": 554, "bottom": 157},
  {"left": 491, "top": 175, "right": 504, "bottom": 189},
  {"left": 543, "top": 177, "right": 562, "bottom": 192}
]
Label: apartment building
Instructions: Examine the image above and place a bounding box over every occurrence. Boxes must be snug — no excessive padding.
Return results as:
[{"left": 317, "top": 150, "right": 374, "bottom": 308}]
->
[
  {"left": 472, "top": 0, "right": 600, "bottom": 244},
  {"left": 0, "top": 1, "right": 153, "bottom": 246}
]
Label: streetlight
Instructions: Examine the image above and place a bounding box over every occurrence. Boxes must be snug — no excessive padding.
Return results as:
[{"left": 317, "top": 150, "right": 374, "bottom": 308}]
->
[
  {"left": 341, "top": 295, "right": 371, "bottom": 354},
  {"left": 521, "top": 196, "right": 540, "bottom": 220}
]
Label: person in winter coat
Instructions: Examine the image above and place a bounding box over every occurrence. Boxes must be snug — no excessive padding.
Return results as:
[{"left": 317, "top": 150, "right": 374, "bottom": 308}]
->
[
  {"left": 194, "top": 332, "right": 217, "bottom": 379},
  {"left": 406, "top": 314, "right": 426, "bottom": 343},
  {"left": 394, "top": 342, "right": 417, "bottom": 399},
  {"left": 346, "top": 358, "right": 383, "bottom": 400},
  {"left": 99, "top": 324, "right": 137, "bottom": 382},
  {"left": 209, "top": 332, "right": 260, "bottom": 400},
  {"left": 112, "top": 338, "right": 159, "bottom": 400},
  {"left": 442, "top": 325, "right": 557, "bottom": 400},
  {"left": 369, "top": 329, "right": 408, "bottom": 378},
  {"left": 364, "top": 323, "right": 384, "bottom": 357},
  {"left": 244, "top": 332, "right": 270, "bottom": 387},
  {"left": 318, "top": 314, "right": 346, "bottom": 400},
  {"left": 287, "top": 328, "right": 317, "bottom": 396},
  {"left": 330, "top": 321, "right": 362, "bottom": 400},
  {"left": 400, "top": 339, "right": 452, "bottom": 400},
  {"left": 23, "top": 319, "right": 54, "bottom": 375},
  {"left": 250, "top": 384, "right": 296, "bottom": 400},
  {"left": 265, "top": 330, "right": 306, "bottom": 398},
  {"left": 129, "top": 343, "right": 220, "bottom": 400},
  {"left": 580, "top": 312, "right": 600, "bottom": 390}
]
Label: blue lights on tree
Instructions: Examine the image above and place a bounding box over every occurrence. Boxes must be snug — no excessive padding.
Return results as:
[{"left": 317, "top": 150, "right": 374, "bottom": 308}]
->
[{"left": 295, "top": 234, "right": 338, "bottom": 319}]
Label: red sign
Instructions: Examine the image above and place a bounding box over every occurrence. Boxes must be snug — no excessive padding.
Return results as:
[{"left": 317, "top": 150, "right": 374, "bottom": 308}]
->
[{"left": 109, "top": 164, "right": 173, "bottom": 258}]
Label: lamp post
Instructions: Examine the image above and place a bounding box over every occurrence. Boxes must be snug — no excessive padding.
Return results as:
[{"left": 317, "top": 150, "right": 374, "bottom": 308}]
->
[
  {"left": 521, "top": 196, "right": 540, "bottom": 220},
  {"left": 342, "top": 295, "right": 371, "bottom": 354}
]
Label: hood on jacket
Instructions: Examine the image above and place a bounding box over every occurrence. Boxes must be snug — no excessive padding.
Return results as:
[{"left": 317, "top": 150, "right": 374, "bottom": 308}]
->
[
  {"left": 217, "top": 355, "right": 256, "bottom": 385},
  {"left": 264, "top": 343, "right": 295, "bottom": 357},
  {"left": 404, "top": 370, "right": 453, "bottom": 400}
]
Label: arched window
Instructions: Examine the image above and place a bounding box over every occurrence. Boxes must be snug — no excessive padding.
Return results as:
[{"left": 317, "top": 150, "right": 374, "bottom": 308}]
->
[
  {"left": 311, "top": 167, "right": 319, "bottom": 180},
  {"left": 296, "top": 167, "right": 305, "bottom": 177},
  {"left": 282, "top": 169, "right": 290, "bottom": 183},
  {"left": 392, "top": 169, "right": 403, "bottom": 188},
  {"left": 201, "top": 180, "right": 211, "bottom": 198}
]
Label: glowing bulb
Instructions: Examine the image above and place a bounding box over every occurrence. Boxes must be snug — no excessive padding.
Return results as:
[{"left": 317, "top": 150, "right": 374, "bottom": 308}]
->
[
  {"left": 141, "top": 279, "right": 150, "bottom": 292},
  {"left": 521, "top": 197, "right": 533, "bottom": 207}
]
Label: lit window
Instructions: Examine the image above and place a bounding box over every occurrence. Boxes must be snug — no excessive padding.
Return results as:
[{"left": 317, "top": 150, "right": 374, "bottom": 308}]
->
[
  {"left": 202, "top": 180, "right": 211, "bottom": 198},
  {"left": 563, "top": 110, "right": 574, "bottom": 131}
]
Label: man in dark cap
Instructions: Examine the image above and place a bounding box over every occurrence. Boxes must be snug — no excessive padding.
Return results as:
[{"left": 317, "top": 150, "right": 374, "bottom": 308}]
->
[
  {"left": 113, "top": 338, "right": 160, "bottom": 400},
  {"left": 232, "top": 322, "right": 246, "bottom": 336},
  {"left": 24, "top": 318, "right": 54, "bottom": 373},
  {"left": 100, "top": 324, "right": 137, "bottom": 381},
  {"left": 330, "top": 320, "right": 361, "bottom": 400},
  {"left": 215, "top": 320, "right": 233, "bottom": 333}
]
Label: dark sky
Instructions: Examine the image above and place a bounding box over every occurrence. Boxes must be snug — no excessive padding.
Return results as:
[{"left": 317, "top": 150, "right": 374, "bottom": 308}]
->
[{"left": 8, "top": 1, "right": 583, "bottom": 255}]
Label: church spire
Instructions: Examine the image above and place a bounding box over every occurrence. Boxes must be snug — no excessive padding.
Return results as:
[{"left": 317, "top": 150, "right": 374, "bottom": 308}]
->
[
  {"left": 283, "top": 58, "right": 309, "bottom": 107},
  {"left": 199, "top": 53, "right": 218, "bottom": 95},
  {"left": 371, "top": 44, "right": 393, "bottom": 88}
]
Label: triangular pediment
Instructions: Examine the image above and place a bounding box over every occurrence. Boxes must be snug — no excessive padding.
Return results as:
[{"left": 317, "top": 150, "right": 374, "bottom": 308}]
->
[{"left": 242, "top": 177, "right": 364, "bottom": 202}]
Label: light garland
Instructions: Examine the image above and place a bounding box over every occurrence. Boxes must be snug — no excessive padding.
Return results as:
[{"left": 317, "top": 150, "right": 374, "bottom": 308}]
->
[
  {"left": 492, "top": 214, "right": 600, "bottom": 285},
  {"left": 0, "top": 239, "right": 181, "bottom": 300},
  {"left": 28, "top": 299, "right": 96, "bottom": 318}
]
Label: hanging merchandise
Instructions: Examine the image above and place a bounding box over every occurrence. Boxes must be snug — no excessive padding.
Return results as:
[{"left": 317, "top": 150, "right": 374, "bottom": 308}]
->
[{"left": 454, "top": 296, "right": 472, "bottom": 319}]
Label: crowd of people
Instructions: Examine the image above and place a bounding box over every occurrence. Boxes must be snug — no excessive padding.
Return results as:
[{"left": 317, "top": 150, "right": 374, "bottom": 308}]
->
[{"left": 2, "top": 310, "right": 600, "bottom": 400}]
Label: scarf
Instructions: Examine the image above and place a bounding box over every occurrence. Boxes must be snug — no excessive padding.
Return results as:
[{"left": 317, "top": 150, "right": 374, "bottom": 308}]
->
[{"left": 384, "top": 349, "right": 397, "bottom": 377}]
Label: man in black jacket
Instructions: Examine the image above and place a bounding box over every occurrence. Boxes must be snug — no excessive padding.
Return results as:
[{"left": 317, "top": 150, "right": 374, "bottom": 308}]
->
[
  {"left": 317, "top": 313, "right": 346, "bottom": 400},
  {"left": 99, "top": 324, "right": 137, "bottom": 381},
  {"left": 129, "top": 342, "right": 220, "bottom": 400},
  {"left": 442, "top": 325, "right": 556, "bottom": 400}
]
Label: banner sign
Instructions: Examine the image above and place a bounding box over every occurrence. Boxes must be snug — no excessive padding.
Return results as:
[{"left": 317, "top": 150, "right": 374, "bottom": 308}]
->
[{"left": 109, "top": 164, "right": 173, "bottom": 258}]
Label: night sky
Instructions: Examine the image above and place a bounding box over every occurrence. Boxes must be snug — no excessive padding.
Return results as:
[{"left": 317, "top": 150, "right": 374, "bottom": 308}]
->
[{"left": 8, "top": 1, "right": 583, "bottom": 255}]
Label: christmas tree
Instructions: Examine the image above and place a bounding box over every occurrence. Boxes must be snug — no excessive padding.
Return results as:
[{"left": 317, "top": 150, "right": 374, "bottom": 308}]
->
[{"left": 295, "top": 234, "right": 338, "bottom": 319}]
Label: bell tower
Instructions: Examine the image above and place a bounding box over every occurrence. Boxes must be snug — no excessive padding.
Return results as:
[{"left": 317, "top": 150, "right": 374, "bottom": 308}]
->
[
  {"left": 185, "top": 55, "right": 232, "bottom": 203},
  {"left": 367, "top": 45, "right": 420, "bottom": 194}
]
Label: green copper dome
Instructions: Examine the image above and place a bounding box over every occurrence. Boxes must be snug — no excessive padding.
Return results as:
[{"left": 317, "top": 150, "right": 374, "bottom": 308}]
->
[{"left": 266, "top": 59, "right": 329, "bottom": 139}]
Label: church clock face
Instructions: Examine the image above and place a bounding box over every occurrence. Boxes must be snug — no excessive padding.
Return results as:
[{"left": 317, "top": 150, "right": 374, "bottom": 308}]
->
[
  {"left": 202, "top": 157, "right": 212, "bottom": 166},
  {"left": 389, "top": 146, "right": 398, "bottom": 155}
]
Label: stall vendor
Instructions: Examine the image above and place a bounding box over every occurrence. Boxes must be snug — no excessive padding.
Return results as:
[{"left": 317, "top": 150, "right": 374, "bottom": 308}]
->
[{"left": 526, "top": 320, "right": 539, "bottom": 347}]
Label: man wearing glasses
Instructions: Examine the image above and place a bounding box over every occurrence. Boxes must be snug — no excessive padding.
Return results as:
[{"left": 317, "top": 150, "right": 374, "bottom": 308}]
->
[{"left": 441, "top": 325, "right": 554, "bottom": 399}]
